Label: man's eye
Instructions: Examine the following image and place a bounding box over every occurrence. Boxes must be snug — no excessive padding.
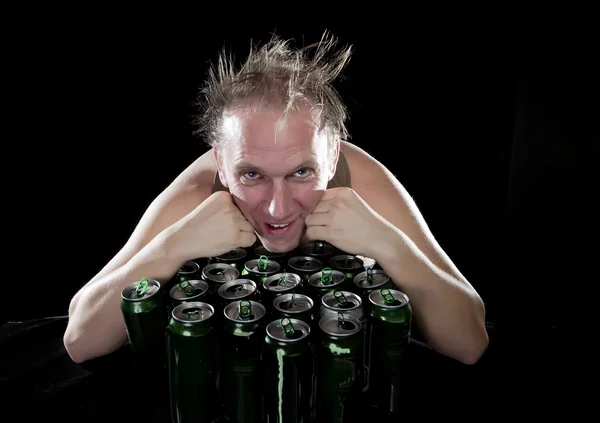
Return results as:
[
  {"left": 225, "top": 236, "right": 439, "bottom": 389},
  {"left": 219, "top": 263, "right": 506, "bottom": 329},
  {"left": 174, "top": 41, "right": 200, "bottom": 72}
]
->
[
  {"left": 244, "top": 171, "right": 260, "bottom": 179},
  {"left": 294, "top": 168, "right": 311, "bottom": 177}
]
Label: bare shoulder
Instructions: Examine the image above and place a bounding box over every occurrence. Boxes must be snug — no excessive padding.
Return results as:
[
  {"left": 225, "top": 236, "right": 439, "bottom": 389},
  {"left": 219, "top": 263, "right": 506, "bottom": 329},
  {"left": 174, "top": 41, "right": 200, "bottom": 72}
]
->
[{"left": 340, "top": 141, "right": 469, "bottom": 283}]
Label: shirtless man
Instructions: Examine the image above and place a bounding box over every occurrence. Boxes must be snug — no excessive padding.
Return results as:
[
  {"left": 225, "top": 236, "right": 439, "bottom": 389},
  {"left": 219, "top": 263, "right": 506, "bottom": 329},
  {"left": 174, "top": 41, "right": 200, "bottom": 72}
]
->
[{"left": 63, "top": 32, "right": 489, "bottom": 366}]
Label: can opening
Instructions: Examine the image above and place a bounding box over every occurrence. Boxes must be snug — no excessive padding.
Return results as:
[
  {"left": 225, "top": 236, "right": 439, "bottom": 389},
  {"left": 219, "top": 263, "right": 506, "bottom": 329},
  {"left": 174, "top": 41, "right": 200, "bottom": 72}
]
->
[
  {"left": 185, "top": 308, "right": 204, "bottom": 320},
  {"left": 227, "top": 284, "right": 248, "bottom": 294},
  {"left": 179, "top": 263, "right": 196, "bottom": 273}
]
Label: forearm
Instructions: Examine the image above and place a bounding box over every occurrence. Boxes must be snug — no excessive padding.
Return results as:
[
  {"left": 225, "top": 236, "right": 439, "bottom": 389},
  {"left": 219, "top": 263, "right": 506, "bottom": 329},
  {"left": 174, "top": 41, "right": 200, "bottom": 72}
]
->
[
  {"left": 64, "top": 234, "right": 181, "bottom": 363},
  {"left": 373, "top": 228, "right": 488, "bottom": 365}
]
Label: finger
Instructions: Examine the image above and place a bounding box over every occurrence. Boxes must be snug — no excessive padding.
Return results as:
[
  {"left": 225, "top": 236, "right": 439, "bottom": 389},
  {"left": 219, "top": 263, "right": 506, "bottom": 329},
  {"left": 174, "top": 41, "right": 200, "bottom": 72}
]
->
[
  {"left": 238, "top": 219, "right": 256, "bottom": 233},
  {"left": 319, "top": 188, "right": 343, "bottom": 201},
  {"left": 305, "top": 225, "right": 328, "bottom": 242},
  {"left": 311, "top": 198, "right": 336, "bottom": 214},
  {"left": 305, "top": 212, "right": 331, "bottom": 227},
  {"left": 238, "top": 232, "right": 257, "bottom": 248}
]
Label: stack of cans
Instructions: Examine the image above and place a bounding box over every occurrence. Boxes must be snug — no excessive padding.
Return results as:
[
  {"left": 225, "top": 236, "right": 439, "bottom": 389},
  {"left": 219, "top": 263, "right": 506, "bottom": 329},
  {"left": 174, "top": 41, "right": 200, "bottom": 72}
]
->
[{"left": 120, "top": 241, "right": 412, "bottom": 423}]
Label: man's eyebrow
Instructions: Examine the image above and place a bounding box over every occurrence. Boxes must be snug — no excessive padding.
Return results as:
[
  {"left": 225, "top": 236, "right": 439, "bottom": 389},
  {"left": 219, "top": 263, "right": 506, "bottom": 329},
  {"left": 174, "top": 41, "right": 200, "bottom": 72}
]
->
[{"left": 234, "top": 160, "right": 319, "bottom": 174}]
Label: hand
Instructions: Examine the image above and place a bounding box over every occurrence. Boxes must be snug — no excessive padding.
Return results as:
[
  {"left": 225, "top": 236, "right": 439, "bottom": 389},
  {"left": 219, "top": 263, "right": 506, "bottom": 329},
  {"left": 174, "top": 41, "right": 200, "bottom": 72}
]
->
[
  {"left": 304, "top": 187, "right": 392, "bottom": 258},
  {"left": 167, "top": 191, "right": 257, "bottom": 261}
]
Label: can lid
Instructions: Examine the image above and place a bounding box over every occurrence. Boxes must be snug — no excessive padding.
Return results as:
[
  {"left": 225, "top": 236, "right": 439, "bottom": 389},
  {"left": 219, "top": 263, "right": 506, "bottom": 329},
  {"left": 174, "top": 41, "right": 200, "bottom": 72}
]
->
[
  {"left": 172, "top": 302, "right": 214, "bottom": 323},
  {"left": 307, "top": 268, "right": 345, "bottom": 288},
  {"left": 319, "top": 314, "right": 362, "bottom": 336},
  {"left": 215, "top": 248, "right": 248, "bottom": 261},
  {"left": 353, "top": 269, "right": 390, "bottom": 289},
  {"left": 202, "top": 263, "right": 240, "bottom": 283},
  {"left": 287, "top": 256, "right": 323, "bottom": 272},
  {"left": 244, "top": 256, "right": 281, "bottom": 275},
  {"left": 254, "top": 245, "right": 286, "bottom": 259},
  {"left": 263, "top": 272, "right": 300, "bottom": 292},
  {"left": 273, "top": 292, "right": 314, "bottom": 313},
  {"left": 369, "top": 288, "right": 409, "bottom": 308},
  {"left": 177, "top": 260, "right": 200, "bottom": 275},
  {"left": 300, "top": 241, "right": 335, "bottom": 256},
  {"left": 321, "top": 290, "right": 362, "bottom": 311},
  {"left": 170, "top": 279, "right": 209, "bottom": 300},
  {"left": 224, "top": 300, "right": 266, "bottom": 323},
  {"left": 122, "top": 278, "right": 161, "bottom": 301},
  {"left": 266, "top": 318, "right": 310, "bottom": 342},
  {"left": 218, "top": 279, "right": 257, "bottom": 300},
  {"left": 329, "top": 255, "right": 363, "bottom": 271}
]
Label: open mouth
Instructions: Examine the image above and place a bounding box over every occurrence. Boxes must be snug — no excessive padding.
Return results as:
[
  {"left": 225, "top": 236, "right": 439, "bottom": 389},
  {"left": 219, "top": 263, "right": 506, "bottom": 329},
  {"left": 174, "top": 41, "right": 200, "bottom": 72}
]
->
[{"left": 263, "top": 220, "right": 296, "bottom": 236}]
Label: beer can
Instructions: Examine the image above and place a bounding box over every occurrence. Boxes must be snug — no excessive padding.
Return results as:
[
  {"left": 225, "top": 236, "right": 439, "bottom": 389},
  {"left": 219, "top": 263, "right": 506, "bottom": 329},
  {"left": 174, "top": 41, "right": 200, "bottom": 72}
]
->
[
  {"left": 271, "top": 292, "right": 316, "bottom": 327},
  {"left": 352, "top": 269, "right": 393, "bottom": 301},
  {"left": 366, "top": 288, "right": 412, "bottom": 416},
  {"left": 329, "top": 254, "right": 364, "bottom": 283},
  {"left": 287, "top": 255, "right": 323, "bottom": 284},
  {"left": 120, "top": 278, "right": 168, "bottom": 375},
  {"left": 201, "top": 262, "right": 240, "bottom": 296},
  {"left": 307, "top": 267, "right": 347, "bottom": 309},
  {"left": 241, "top": 255, "right": 281, "bottom": 286},
  {"left": 261, "top": 271, "right": 301, "bottom": 302},
  {"left": 315, "top": 314, "right": 363, "bottom": 423},
  {"left": 220, "top": 300, "right": 267, "bottom": 423},
  {"left": 300, "top": 240, "right": 337, "bottom": 262},
  {"left": 264, "top": 318, "right": 315, "bottom": 423},
  {"left": 166, "top": 301, "right": 220, "bottom": 423},
  {"left": 165, "top": 260, "right": 202, "bottom": 292},
  {"left": 217, "top": 279, "right": 261, "bottom": 318},
  {"left": 211, "top": 247, "right": 248, "bottom": 269},
  {"left": 168, "top": 279, "right": 210, "bottom": 320}
]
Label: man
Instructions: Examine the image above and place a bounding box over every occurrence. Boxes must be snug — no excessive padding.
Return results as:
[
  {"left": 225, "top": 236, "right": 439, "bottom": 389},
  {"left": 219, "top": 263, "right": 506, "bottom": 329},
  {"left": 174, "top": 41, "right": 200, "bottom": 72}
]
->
[{"left": 63, "top": 31, "right": 488, "bottom": 366}]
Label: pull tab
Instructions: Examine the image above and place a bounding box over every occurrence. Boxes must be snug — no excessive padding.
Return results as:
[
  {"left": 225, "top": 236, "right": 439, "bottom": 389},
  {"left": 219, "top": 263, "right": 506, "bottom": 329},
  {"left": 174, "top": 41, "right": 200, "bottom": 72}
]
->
[
  {"left": 135, "top": 278, "right": 149, "bottom": 296},
  {"left": 337, "top": 312, "right": 345, "bottom": 328},
  {"left": 179, "top": 277, "right": 196, "bottom": 296},
  {"left": 258, "top": 255, "right": 268, "bottom": 271},
  {"left": 380, "top": 288, "right": 395, "bottom": 304},
  {"left": 278, "top": 271, "right": 287, "bottom": 286},
  {"left": 281, "top": 317, "right": 295, "bottom": 337},
  {"left": 239, "top": 300, "right": 251, "bottom": 318},
  {"left": 321, "top": 267, "right": 333, "bottom": 285},
  {"left": 289, "top": 292, "right": 296, "bottom": 308},
  {"left": 314, "top": 242, "right": 324, "bottom": 254},
  {"left": 186, "top": 309, "right": 200, "bottom": 319},
  {"left": 333, "top": 290, "right": 347, "bottom": 306},
  {"left": 367, "top": 268, "right": 374, "bottom": 284}
]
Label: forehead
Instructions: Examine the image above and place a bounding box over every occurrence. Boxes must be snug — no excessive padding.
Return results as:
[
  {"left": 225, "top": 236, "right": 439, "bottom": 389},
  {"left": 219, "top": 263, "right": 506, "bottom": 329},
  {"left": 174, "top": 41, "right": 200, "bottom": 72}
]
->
[{"left": 221, "top": 102, "right": 326, "bottom": 156}]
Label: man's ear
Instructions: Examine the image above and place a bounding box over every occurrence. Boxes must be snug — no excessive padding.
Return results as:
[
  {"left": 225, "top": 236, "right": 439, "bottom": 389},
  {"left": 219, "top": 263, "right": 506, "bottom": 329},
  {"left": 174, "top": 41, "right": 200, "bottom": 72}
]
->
[
  {"left": 213, "top": 148, "right": 229, "bottom": 188},
  {"left": 328, "top": 139, "right": 341, "bottom": 181}
]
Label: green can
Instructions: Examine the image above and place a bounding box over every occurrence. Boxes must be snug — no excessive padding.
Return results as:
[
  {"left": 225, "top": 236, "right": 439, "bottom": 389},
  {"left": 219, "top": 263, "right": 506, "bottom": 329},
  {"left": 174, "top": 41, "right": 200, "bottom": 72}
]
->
[
  {"left": 216, "top": 279, "right": 261, "bottom": 319},
  {"left": 261, "top": 271, "right": 301, "bottom": 303},
  {"left": 271, "top": 292, "right": 316, "bottom": 327},
  {"left": 351, "top": 269, "right": 394, "bottom": 301},
  {"left": 329, "top": 255, "right": 364, "bottom": 283},
  {"left": 264, "top": 318, "right": 315, "bottom": 423},
  {"left": 241, "top": 255, "right": 281, "bottom": 286},
  {"left": 211, "top": 247, "right": 248, "bottom": 269},
  {"left": 220, "top": 300, "right": 267, "bottom": 423},
  {"left": 167, "top": 301, "right": 220, "bottom": 423},
  {"left": 166, "top": 260, "right": 202, "bottom": 293},
  {"left": 201, "top": 262, "right": 240, "bottom": 297},
  {"left": 120, "top": 278, "right": 168, "bottom": 374},
  {"left": 366, "top": 288, "right": 412, "bottom": 416},
  {"left": 168, "top": 279, "right": 210, "bottom": 320},
  {"left": 287, "top": 255, "right": 323, "bottom": 286},
  {"left": 306, "top": 267, "right": 347, "bottom": 310},
  {"left": 315, "top": 314, "right": 363, "bottom": 423}
]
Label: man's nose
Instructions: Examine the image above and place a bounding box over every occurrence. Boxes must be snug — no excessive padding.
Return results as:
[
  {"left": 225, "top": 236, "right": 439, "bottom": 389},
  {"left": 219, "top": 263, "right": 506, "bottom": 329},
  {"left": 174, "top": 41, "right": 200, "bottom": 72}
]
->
[{"left": 268, "top": 181, "right": 293, "bottom": 220}]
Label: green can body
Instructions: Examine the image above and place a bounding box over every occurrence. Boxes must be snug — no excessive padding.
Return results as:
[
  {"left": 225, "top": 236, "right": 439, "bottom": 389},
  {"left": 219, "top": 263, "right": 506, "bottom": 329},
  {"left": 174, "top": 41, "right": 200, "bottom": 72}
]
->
[
  {"left": 366, "top": 289, "right": 412, "bottom": 416},
  {"left": 315, "top": 315, "right": 363, "bottom": 423},
  {"left": 220, "top": 300, "right": 267, "bottom": 423},
  {"left": 120, "top": 278, "right": 168, "bottom": 374},
  {"left": 264, "top": 318, "right": 315, "bottom": 423},
  {"left": 167, "top": 302, "right": 220, "bottom": 423}
]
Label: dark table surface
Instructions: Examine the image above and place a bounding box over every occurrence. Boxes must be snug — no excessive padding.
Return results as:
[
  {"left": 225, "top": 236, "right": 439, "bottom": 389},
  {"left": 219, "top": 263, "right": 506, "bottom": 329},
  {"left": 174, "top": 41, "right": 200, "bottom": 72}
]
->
[{"left": 0, "top": 315, "right": 582, "bottom": 422}]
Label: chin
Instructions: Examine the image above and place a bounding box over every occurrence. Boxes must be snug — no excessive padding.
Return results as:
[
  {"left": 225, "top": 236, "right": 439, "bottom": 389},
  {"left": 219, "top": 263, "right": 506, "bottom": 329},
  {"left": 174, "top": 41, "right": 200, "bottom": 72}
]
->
[{"left": 258, "top": 236, "right": 300, "bottom": 254}]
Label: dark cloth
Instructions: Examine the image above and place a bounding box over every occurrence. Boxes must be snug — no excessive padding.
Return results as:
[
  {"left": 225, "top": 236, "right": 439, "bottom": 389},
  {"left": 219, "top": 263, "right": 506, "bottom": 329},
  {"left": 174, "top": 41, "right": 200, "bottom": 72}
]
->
[{"left": 0, "top": 316, "right": 579, "bottom": 422}]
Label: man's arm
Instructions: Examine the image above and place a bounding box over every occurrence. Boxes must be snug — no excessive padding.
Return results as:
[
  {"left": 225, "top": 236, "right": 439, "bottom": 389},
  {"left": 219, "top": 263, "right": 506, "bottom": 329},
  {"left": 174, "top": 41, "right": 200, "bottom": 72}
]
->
[
  {"left": 64, "top": 152, "right": 216, "bottom": 363},
  {"left": 343, "top": 142, "right": 489, "bottom": 364}
]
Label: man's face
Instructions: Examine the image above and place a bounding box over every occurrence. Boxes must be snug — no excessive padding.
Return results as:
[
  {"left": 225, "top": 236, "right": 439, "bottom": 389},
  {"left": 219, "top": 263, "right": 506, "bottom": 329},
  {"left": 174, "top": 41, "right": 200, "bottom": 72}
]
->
[{"left": 215, "top": 103, "right": 338, "bottom": 253}]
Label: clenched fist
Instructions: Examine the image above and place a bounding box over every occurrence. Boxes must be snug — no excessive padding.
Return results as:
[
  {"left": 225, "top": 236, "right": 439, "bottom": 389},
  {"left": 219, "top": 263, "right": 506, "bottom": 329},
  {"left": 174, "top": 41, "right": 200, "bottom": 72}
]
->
[{"left": 166, "top": 191, "right": 257, "bottom": 261}]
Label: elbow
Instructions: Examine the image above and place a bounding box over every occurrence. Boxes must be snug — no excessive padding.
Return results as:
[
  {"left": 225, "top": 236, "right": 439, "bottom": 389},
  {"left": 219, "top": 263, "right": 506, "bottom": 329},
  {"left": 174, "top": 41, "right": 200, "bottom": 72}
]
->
[
  {"left": 63, "top": 324, "right": 88, "bottom": 364},
  {"left": 459, "top": 326, "right": 490, "bottom": 365}
]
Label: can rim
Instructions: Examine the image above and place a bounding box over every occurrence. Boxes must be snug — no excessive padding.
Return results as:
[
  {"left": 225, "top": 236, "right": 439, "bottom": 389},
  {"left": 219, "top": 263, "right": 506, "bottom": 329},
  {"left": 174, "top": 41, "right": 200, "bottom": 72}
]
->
[
  {"left": 307, "top": 269, "right": 346, "bottom": 287},
  {"left": 244, "top": 258, "right": 281, "bottom": 275},
  {"left": 273, "top": 293, "right": 314, "bottom": 313},
  {"left": 223, "top": 300, "right": 266, "bottom": 323},
  {"left": 368, "top": 289, "right": 410, "bottom": 308},
  {"left": 321, "top": 290, "right": 362, "bottom": 311},
  {"left": 328, "top": 254, "right": 364, "bottom": 270},
  {"left": 352, "top": 269, "right": 390, "bottom": 288},
  {"left": 266, "top": 318, "right": 311, "bottom": 342},
  {"left": 121, "top": 279, "right": 161, "bottom": 302},
  {"left": 217, "top": 279, "right": 257, "bottom": 299},
  {"left": 287, "top": 255, "right": 324, "bottom": 271},
  {"left": 201, "top": 263, "right": 240, "bottom": 282},
  {"left": 177, "top": 260, "right": 200, "bottom": 274},
  {"left": 318, "top": 315, "right": 362, "bottom": 336},
  {"left": 172, "top": 301, "right": 215, "bottom": 323},
  {"left": 169, "top": 279, "right": 209, "bottom": 300},
  {"left": 263, "top": 272, "right": 301, "bottom": 292}
]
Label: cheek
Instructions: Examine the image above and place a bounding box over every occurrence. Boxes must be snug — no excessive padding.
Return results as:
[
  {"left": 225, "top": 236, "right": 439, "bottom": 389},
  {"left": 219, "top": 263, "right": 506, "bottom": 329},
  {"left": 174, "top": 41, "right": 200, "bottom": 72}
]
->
[
  {"left": 295, "top": 184, "right": 324, "bottom": 210},
  {"left": 230, "top": 184, "right": 265, "bottom": 211}
]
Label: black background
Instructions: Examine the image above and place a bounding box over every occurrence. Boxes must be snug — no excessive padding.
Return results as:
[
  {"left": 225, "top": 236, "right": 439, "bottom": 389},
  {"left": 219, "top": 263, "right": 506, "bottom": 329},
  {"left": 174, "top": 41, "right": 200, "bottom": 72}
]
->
[{"left": 3, "top": 10, "right": 598, "bottom": 355}]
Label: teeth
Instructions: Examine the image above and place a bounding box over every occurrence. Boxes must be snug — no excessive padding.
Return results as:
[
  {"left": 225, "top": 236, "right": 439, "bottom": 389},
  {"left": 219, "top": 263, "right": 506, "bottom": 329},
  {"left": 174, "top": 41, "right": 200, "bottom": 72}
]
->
[{"left": 269, "top": 223, "right": 290, "bottom": 228}]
